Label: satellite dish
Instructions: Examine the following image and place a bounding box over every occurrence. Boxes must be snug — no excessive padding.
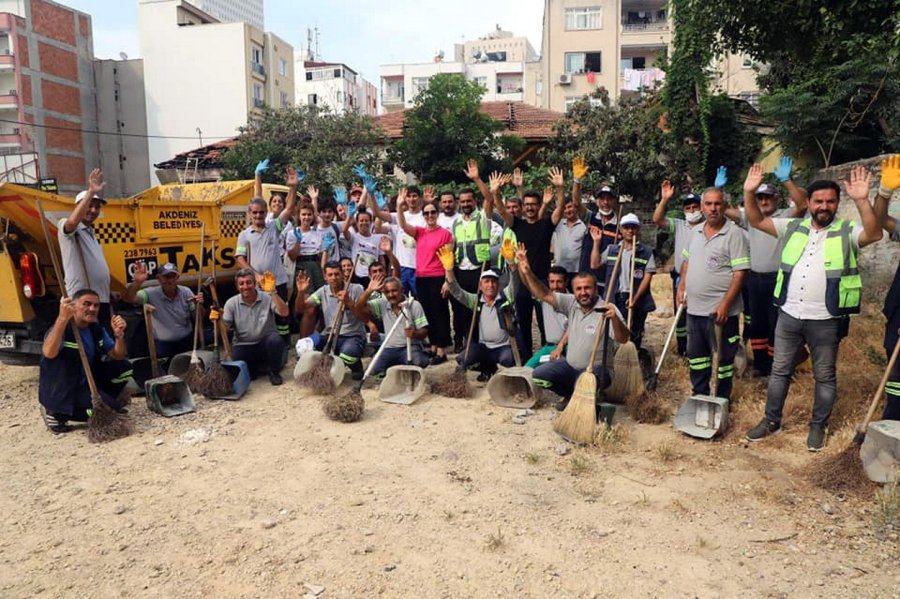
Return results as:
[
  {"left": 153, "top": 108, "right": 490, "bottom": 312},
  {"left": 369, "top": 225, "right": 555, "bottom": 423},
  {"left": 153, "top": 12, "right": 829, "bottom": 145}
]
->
[
  {"left": 119, "top": 52, "right": 128, "bottom": 60},
  {"left": 471, "top": 48, "right": 482, "bottom": 60}
]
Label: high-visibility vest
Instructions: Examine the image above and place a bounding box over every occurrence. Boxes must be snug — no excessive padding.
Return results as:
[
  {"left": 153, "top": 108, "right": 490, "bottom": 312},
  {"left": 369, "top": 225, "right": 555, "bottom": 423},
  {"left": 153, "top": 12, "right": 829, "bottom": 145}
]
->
[
  {"left": 453, "top": 213, "right": 491, "bottom": 266},
  {"left": 773, "top": 217, "right": 861, "bottom": 316}
]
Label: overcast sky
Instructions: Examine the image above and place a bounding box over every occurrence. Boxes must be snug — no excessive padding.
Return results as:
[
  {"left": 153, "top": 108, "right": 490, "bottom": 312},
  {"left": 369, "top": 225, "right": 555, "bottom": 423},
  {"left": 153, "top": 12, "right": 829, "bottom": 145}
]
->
[{"left": 63, "top": 0, "right": 544, "bottom": 86}]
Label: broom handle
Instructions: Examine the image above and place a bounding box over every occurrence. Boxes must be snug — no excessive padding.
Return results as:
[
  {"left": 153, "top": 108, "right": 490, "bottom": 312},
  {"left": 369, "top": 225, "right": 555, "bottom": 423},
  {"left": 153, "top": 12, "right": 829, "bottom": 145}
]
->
[
  {"left": 357, "top": 308, "right": 409, "bottom": 389},
  {"left": 324, "top": 255, "right": 361, "bottom": 354},
  {"left": 586, "top": 236, "right": 625, "bottom": 368},
  {"left": 711, "top": 316, "right": 722, "bottom": 399},
  {"left": 627, "top": 241, "right": 636, "bottom": 330},
  {"left": 404, "top": 295, "right": 414, "bottom": 363},
  {"left": 144, "top": 304, "right": 160, "bottom": 378},
  {"left": 36, "top": 200, "right": 102, "bottom": 403},
  {"left": 217, "top": 318, "right": 233, "bottom": 361},
  {"left": 654, "top": 303, "right": 684, "bottom": 376},
  {"left": 860, "top": 327, "right": 900, "bottom": 433},
  {"left": 504, "top": 310, "right": 522, "bottom": 367}
]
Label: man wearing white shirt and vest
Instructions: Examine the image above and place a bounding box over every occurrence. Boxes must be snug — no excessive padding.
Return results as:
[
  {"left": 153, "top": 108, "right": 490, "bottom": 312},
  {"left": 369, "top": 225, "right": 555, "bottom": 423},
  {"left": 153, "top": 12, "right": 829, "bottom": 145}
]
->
[
  {"left": 874, "top": 155, "right": 900, "bottom": 422},
  {"left": 743, "top": 164, "right": 882, "bottom": 451}
]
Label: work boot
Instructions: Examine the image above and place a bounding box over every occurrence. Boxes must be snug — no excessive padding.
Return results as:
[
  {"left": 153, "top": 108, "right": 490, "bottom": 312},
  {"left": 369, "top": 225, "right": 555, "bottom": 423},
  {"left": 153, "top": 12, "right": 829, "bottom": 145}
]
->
[
  {"left": 268, "top": 371, "right": 284, "bottom": 386},
  {"left": 745, "top": 418, "right": 781, "bottom": 442},
  {"left": 807, "top": 424, "right": 827, "bottom": 452},
  {"left": 349, "top": 361, "right": 364, "bottom": 381},
  {"left": 40, "top": 406, "right": 72, "bottom": 434}
]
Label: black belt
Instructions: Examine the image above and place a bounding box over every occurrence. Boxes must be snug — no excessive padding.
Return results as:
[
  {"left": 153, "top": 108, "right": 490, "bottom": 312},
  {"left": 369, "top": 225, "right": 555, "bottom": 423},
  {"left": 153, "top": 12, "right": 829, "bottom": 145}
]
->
[{"left": 750, "top": 271, "right": 777, "bottom": 280}]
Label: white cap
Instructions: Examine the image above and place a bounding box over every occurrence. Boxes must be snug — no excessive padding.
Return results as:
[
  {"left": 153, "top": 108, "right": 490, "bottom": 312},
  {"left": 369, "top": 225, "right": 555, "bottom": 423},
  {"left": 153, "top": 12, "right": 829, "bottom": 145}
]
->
[
  {"left": 620, "top": 213, "right": 641, "bottom": 227},
  {"left": 295, "top": 337, "right": 316, "bottom": 357},
  {"left": 480, "top": 269, "right": 500, "bottom": 280},
  {"left": 75, "top": 190, "right": 106, "bottom": 205}
]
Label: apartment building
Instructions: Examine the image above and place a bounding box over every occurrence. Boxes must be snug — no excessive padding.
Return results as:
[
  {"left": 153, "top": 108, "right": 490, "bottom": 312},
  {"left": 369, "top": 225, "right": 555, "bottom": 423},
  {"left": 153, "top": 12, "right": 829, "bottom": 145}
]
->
[
  {"left": 380, "top": 28, "right": 539, "bottom": 113},
  {"left": 295, "top": 52, "right": 378, "bottom": 116},
  {"left": 190, "top": 0, "right": 264, "bottom": 31},
  {"left": 539, "top": 0, "right": 760, "bottom": 111},
  {"left": 0, "top": 0, "right": 101, "bottom": 193},
  {"left": 138, "top": 0, "right": 293, "bottom": 184}
]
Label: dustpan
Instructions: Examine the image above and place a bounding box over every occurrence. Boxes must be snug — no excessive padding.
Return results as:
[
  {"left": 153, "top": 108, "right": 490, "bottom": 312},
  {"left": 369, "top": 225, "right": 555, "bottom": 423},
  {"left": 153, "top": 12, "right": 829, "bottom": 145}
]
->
[
  {"left": 293, "top": 350, "right": 347, "bottom": 387},
  {"left": 204, "top": 319, "right": 250, "bottom": 400},
  {"left": 169, "top": 349, "right": 214, "bottom": 378},
  {"left": 142, "top": 305, "right": 195, "bottom": 416},
  {"left": 675, "top": 316, "right": 729, "bottom": 439},
  {"left": 488, "top": 312, "right": 538, "bottom": 408},
  {"left": 377, "top": 295, "right": 427, "bottom": 405},
  {"left": 860, "top": 420, "right": 900, "bottom": 483}
]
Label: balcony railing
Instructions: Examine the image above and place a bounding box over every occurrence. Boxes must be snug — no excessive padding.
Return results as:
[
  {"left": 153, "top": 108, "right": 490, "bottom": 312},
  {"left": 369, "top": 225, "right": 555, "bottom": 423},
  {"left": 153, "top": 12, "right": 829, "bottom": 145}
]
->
[
  {"left": 251, "top": 62, "right": 266, "bottom": 76},
  {"left": 621, "top": 19, "right": 670, "bottom": 32},
  {"left": 382, "top": 93, "right": 404, "bottom": 104},
  {"left": 253, "top": 97, "right": 265, "bottom": 108}
]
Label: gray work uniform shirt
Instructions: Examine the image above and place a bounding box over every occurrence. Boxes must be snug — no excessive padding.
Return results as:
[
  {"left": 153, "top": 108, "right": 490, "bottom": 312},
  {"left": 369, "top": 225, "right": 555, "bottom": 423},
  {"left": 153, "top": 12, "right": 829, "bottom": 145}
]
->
[
  {"left": 236, "top": 219, "right": 288, "bottom": 286},
  {"left": 222, "top": 292, "right": 278, "bottom": 345},
  {"left": 447, "top": 278, "right": 516, "bottom": 349},
  {"left": 552, "top": 217, "right": 587, "bottom": 273},
  {"left": 368, "top": 296, "right": 429, "bottom": 349},
  {"left": 664, "top": 216, "right": 697, "bottom": 274},
  {"left": 682, "top": 220, "right": 750, "bottom": 317},
  {"left": 310, "top": 283, "right": 366, "bottom": 338},
  {"left": 600, "top": 245, "right": 657, "bottom": 294},
  {"left": 136, "top": 285, "right": 196, "bottom": 342},
  {"left": 540, "top": 300, "right": 568, "bottom": 345},
  {"left": 553, "top": 293, "right": 622, "bottom": 371},
  {"left": 739, "top": 207, "right": 792, "bottom": 273},
  {"left": 58, "top": 218, "right": 111, "bottom": 302}
]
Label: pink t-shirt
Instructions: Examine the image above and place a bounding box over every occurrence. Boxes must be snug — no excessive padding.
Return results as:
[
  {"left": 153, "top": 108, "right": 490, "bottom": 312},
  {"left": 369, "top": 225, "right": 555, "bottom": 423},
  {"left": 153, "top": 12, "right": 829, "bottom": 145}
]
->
[{"left": 414, "top": 226, "right": 453, "bottom": 277}]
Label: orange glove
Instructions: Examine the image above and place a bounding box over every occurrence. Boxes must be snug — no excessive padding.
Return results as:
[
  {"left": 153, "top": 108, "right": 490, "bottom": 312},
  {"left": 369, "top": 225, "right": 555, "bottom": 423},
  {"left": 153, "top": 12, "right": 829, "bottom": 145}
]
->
[
  {"left": 260, "top": 271, "right": 276, "bottom": 293},
  {"left": 209, "top": 307, "right": 221, "bottom": 321}
]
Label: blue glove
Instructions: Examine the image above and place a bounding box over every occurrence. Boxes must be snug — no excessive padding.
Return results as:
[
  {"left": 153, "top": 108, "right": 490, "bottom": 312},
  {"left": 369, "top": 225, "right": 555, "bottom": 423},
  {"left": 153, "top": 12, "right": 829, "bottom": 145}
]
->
[
  {"left": 293, "top": 227, "right": 302, "bottom": 242},
  {"left": 348, "top": 202, "right": 358, "bottom": 218},
  {"left": 295, "top": 168, "right": 306, "bottom": 184},
  {"left": 363, "top": 174, "right": 377, "bottom": 195},
  {"left": 334, "top": 187, "right": 348, "bottom": 205},
  {"left": 773, "top": 156, "right": 792, "bottom": 183},
  {"left": 255, "top": 158, "right": 270, "bottom": 175},
  {"left": 714, "top": 166, "right": 727, "bottom": 189},
  {"left": 374, "top": 191, "right": 388, "bottom": 210},
  {"left": 353, "top": 164, "right": 368, "bottom": 179},
  {"left": 323, "top": 232, "right": 336, "bottom": 252}
]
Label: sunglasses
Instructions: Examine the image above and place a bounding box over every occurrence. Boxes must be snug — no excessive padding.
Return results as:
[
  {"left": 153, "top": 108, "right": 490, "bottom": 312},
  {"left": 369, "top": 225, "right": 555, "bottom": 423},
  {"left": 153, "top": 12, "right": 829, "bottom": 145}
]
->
[{"left": 423, "top": 210, "right": 438, "bottom": 216}]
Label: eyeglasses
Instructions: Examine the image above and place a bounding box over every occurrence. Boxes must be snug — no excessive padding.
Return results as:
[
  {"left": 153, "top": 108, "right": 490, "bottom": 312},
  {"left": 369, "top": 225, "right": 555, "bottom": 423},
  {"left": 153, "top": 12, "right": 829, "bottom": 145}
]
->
[{"left": 423, "top": 210, "right": 438, "bottom": 216}]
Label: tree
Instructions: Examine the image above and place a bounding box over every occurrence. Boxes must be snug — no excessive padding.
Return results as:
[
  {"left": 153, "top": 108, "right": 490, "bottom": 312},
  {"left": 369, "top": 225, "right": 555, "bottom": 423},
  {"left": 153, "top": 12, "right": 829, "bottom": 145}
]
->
[
  {"left": 389, "top": 74, "right": 525, "bottom": 184},
  {"left": 222, "top": 105, "right": 387, "bottom": 194}
]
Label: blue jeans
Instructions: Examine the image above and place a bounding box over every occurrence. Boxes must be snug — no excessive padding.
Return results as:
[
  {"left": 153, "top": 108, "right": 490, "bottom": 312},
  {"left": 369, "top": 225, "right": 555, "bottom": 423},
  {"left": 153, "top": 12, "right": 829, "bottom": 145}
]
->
[
  {"left": 532, "top": 358, "right": 611, "bottom": 401},
  {"left": 314, "top": 333, "right": 365, "bottom": 372},
  {"left": 371, "top": 346, "right": 431, "bottom": 375},
  {"left": 400, "top": 267, "right": 417, "bottom": 298},
  {"left": 765, "top": 311, "right": 840, "bottom": 426},
  {"left": 232, "top": 332, "right": 286, "bottom": 377}
]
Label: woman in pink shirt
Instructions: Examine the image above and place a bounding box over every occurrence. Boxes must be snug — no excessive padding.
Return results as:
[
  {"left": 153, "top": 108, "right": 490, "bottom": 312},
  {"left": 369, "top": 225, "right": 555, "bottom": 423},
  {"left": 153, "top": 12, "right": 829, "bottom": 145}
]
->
[{"left": 397, "top": 188, "right": 453, "bottom": 363}]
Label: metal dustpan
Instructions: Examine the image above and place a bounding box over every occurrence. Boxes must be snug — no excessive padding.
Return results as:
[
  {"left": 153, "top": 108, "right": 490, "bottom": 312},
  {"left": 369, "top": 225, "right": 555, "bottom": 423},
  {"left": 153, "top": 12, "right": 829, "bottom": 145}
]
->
[
  {"left": 860, "top": 420, "right": 900, "bottom": 483},
  {"left": 145, "top": 374, "right": 195, "bottom": 417},
  {"left": 379, "top": 365, "right": 427, "bottom": 404},
  {"left": 293, "top": 350, "right": 347, "bottom": 388},
  {"left": 487, "top": 366, "right": 539, "bottom": 408},
  {"left": 675, "top": 317, "right": 729, "bottom": 439}
]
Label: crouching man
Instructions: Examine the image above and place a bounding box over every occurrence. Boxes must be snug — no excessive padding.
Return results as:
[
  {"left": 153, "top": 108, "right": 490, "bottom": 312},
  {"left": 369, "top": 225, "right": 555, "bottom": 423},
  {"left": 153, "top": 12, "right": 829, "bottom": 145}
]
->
[
  {"left": 222, "top": 268, "right": 290, "bottom": 385},
  {"left": 517, "top": 246, "right": 629, "bottom": 411},
  {"left": 356, "top": 273, "right": 431, "bottom": 376},
  {"left": 39, "top": 290, "right": 133, "bottom": 434}
]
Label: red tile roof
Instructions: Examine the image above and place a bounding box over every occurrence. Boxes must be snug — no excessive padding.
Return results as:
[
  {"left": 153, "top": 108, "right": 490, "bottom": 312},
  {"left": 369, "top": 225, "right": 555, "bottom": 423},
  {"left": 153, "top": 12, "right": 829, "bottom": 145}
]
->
[
  {"left": 153, "top": 137, "right": 238, "bottom": 170},
  {"left": 374, "top": 101, "right": 566, "bottom": 142}
]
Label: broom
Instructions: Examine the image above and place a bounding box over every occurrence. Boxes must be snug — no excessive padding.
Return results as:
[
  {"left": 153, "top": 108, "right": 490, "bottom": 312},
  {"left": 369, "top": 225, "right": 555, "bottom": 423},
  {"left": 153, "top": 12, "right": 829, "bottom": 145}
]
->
[
  {"left": 198, "top": 239, "right": 232, "bottom": 396},
  {"left": 182, "top": 224, "right": 207, "bottom": 392},
  {"left": 435, "top": 264, "right": 488, "bottom": 398},
  {"left": 626, "top": 304, "right": 684, "bottom": 424},
  {"left": 553, "top": 239, "right": 626, "bottom": 444},
  {"left": 36, "top": 200, "right": 132, "bottom": 442},
  {"left": 607, "top": 238, "right": 645, "bottom": 402}
]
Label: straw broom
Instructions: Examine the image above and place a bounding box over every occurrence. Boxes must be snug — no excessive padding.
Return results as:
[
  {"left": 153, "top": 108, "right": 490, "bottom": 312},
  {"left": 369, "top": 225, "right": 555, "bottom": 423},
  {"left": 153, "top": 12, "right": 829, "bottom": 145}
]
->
[
  {"left": 553, "top": 239, "right": 626, "bottom": 444},
  {"left": 607, "top": 238, "right": 645, "bottom": 403},
  {"left": 36, "top": 200, "right": 132, "bottom": 442},
  {"left": 435, "top": 262, "right": 488, "bottom": 398}
]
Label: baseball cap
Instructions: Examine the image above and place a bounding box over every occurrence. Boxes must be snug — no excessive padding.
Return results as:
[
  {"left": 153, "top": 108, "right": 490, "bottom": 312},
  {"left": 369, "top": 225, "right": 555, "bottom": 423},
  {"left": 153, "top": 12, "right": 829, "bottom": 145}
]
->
[
  {"left": 756, "top": 183, "right": 777, "bottom": 196},
  {"left": 480, "top": 269, "right": 500, "bottom": 280},
  {"left": 157, "top": 262, "right": 179, "bottom": 277},
  {"left": 682, "top": 193, "right": 701, "bottom": 206},
  {"left": 75, "top": 190, "right": 107, "bottom": 205},
  {"left": 621, "top": 213, "right": 641, "bottom": 227},
  {"left": 596, "top": 184, "right": 617, "bottom": 198}
]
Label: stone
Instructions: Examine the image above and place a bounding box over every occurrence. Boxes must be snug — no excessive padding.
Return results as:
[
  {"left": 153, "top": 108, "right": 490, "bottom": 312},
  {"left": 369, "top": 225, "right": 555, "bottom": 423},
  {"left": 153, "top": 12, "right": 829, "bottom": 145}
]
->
[
  {"left": 260, "top": 519, "right": 277, "bottom": 530},
  {"left": 511, "top": 416, "right": 526, "bottom": 425},
  {"left": 821, "top": 503, "right": 833, "bottom": 515},
  {"left": 556, "top": 444, "right": 570, "bottom": 456},
  {"left": 384, "top": 564, "right": 396, "bottom": 572},
  {"left": 303, "top": 583, "right": 325, "bottom": 596}
]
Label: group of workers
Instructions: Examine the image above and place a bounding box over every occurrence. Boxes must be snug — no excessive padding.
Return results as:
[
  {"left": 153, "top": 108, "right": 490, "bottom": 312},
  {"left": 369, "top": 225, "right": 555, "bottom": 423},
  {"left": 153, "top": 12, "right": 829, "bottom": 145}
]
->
[{"left": 37, "top": 154, "right": 900, "bottom": 453}]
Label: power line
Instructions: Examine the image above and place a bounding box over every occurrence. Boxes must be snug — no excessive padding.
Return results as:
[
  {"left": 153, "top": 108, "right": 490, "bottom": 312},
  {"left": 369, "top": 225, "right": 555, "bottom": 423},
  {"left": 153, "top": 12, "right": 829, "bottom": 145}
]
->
[{"left": 0, "top": 118, "right": 237, "bottom": 142}]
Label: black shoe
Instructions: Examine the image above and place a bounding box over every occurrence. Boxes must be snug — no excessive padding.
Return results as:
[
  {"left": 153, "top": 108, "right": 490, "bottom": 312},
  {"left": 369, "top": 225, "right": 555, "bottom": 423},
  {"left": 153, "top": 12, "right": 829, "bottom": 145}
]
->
[
  {"left": 555, "top": 398, "right": 569, "bottom": 412},
  {"left": 477, "top": 372, "right": 490, "bottom": 383},
  {"left": 454, "top": 340, "right": 465, "bottom": 354},
  {"left": 807, "top": 424, "right": 827, "bottom": 452},
  {"left": 430, "top": 354, "right": 448, "bottom": 366},
  {"left": 268, "top": 372, "right": 284, "bottom": 386},
  {"left": 41, "top": 407, "right": 72, "bottom": 434},
  {"left": 746, "top": 418, "right": 781, "bottom": 442}
]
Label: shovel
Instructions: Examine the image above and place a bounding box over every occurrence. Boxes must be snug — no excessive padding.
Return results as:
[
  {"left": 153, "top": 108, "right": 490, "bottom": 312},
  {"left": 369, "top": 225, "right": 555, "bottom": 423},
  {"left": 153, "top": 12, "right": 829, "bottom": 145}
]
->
[
  {"left": 379, "top": 295, "right": 427, "bottom": 405},
  {"left": 675, "top": 315, "right": 729, "bottom": 439},
  {"left": 487, "top": 310, "right": 539, "bottom": 409},
  {"left": 858, "top": 330, "right": 900, "bottom": 483},
  {"left": 646, "top": 304, "right": 684, "bottom": 392},
  {"left": 142, "top": 304, "right": 195, "bottom": 417}
]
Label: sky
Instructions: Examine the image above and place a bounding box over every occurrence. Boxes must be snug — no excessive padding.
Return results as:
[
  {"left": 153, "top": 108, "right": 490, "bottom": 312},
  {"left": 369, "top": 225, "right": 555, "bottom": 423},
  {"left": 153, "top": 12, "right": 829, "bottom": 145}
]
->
[{"left": 63, "top": 0, "right": 544, "bottom": 87}]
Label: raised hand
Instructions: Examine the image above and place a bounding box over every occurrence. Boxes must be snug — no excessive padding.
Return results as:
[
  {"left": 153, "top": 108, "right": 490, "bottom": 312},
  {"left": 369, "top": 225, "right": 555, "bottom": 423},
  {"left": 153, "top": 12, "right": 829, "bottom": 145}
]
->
[
  {"left": 334, "top": 187, "right": 348, "bottom": 205},
  {"left": 260, "top": 271, "right": 277, "bottom": 293},
  {"left": 842, "top": 165, "right": 872, "bottom": 201},
  {"left": 348, "top": 202, "right": 358, "bottom": 219},
  {"left": 255, "top": 159, "right": 269, "bottom": 176},
  {"left": 744, "top": 163, "right": 764, "bottom": 193},
  {"left": 773, "top": 156, "right": 793, "bottom": 183},
  {"left": 572, "top": 157, "right": 588, "bottom": 181},
  {"left": 293, "top": 226, "right": 303, "bottom": 242},
  {"left": 58, "top": 297, "right": 76, "bottom": 322},
  {"left": 436, "top": 245, "right": 455, "bottom": 271},
  {"left": 714, "top": 165, "right": 727, "bottom": 189},
  {"left": 322, "top": 232, "right": 336, "bottom": 253},
  {"left": 352, "top": 164, "right": 368, "bottom": 179},
  {"left": 423, "top": 186, "right": 435, "bottom": 203},
  {"left": 132, "top": 261, "right": 150, "bottom": 285},
  {"left": 512, "top": 167, "right": 524, "bottom": 188},
  {"left": 363, "top": 174, "right": 378, "bottom": 195},
  {"left": 374, "top": 191, "right": 388, "bottom": 210},
  {"left": 306, "top": 185, "right": 319, "bottom": 202},
  {"left": 88, "top": 168, "right": 106, "bottom": 196},
  {"left": 368, "top": 272, "right": 385, "bottom": 292},
  {"left": 286, "top": 167, "right": 300, "bottom": 187},
  {"left": 542, "top": 186, "right": 554, "bottom": 205},
  {"left": 500, "top": 237, "right": 516, "bottom": 263},
  {"left": 489, "top": 171, "right": 504, "bottom": 193},
  {"left": 379, "top": 235, "right": 393, "bottom": 254},
  {"left": 549, "top": 166, "right": 564, "bottom": 188},
  {"left": 111, "top": 314, "right": 127, "bottom": 338},
  {"left": 660, "top": 179, "right": 675, "bottom": 202},
  {"left": 589, "top": 225, "right": 602, "bottom": 242},
  {"left": 295, "top": 270, "right": 310, "bottom": 294},
  {"left": 463, "top": 159, "right": 480, "bottom": 181},
  {"left": 515, "top": 242, "right": 529, "bottom": 269},
  {"left": 880, "top": 154, "right": 900, "bottom": 196},
  {"left": 397, "top": 188, "right": 408, "bottom": 212}
]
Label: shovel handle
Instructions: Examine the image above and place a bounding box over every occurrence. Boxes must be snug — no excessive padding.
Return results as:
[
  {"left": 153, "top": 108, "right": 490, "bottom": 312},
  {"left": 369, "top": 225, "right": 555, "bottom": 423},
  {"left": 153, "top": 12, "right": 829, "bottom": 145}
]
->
[
  {"left": 361, "top": 307, "right": 409, "bottom": 385},
  {"left": 503, "top": 310, "right": 522, "bottom": 367},
  {"left": 587, "top": 211, "right": 625, "bottom": 369},
  {"left": 654, "top": 304, "right": 684, "bottom": 377}
]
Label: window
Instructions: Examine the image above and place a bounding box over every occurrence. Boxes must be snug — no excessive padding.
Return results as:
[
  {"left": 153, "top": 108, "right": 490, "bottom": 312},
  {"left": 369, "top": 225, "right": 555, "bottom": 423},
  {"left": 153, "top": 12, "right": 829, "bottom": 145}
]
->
[
  {"left": 565, "top": 95, "right": 604, "bottom": 111},
  {"left": 308, "top": 93, "right": 318, "bottom": 105},
  {"left": 251, "top": 46, "right": 262, "bottom": 65},
  {"left": 565, "top": 7, "right": 602, "bottom": 30},
  {"left": 279, "top": 58, "right": 288, "bottom": 76},
  {"left": 620, "top": 57, "right": 646, "bottom": 70},
  {"left": 253, "top": 83, "right": 263, "bottom": 100},
  {"left": 280, "top": 91, "right": 290, "bottom": 107},
  {"left": 564, "top": 51, "right": 601, "bottom": 74},
  {"left": 741, "top": 54, "right": 756, "bottom": 69},
  {"left": 412, "top": 77, "right": 429, "bottom": 94},
  {"left": 473, "top": 76, "right": 487, "bottom": 90}
]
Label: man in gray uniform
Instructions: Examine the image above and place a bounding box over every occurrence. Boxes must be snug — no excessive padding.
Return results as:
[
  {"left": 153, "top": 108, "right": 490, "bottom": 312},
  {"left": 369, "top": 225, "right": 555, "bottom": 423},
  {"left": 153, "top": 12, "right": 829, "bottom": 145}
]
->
[
  {"left": 517, "top": 246, "right": 630, "bottom": 410},
  {"left": 59, "top": 168, "right": 112, "bottom": 329},
  {"left": 223, "top": 269, "right": 290, "bottom": 385},
  {"left": 122, "top": 262, "right": 203, "bottom": 359},
  {"left": 356, "top": 273, "right": 431, "bottom": 376},
  {"left": 677, "top": 188, "right": 750, "bottom": 402},
  {"left": 236, "top": 167, "right": 299, "bottom": 343}
]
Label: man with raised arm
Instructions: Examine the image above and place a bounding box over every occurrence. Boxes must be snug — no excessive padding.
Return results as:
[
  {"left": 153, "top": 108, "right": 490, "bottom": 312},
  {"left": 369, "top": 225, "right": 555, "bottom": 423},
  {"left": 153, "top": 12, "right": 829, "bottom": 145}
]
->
[
  {"left": 873, "top": 155, "right": 900, "bottom": 422},
  {"left": 743, "top": 163, "right": 882, "bottom": 450}
]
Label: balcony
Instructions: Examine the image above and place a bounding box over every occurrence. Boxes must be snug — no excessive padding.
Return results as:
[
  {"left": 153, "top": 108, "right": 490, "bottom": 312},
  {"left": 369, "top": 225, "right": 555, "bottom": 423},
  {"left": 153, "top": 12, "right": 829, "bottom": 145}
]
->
[
  {"left": 253, "top": 97, "right": 265, "bottom": 109},
  {"left": 0, "top": 89, "right": 17, "bottom": 108},
  {"left": 251, "top": 62, "right": 266, "bottom": 78}
]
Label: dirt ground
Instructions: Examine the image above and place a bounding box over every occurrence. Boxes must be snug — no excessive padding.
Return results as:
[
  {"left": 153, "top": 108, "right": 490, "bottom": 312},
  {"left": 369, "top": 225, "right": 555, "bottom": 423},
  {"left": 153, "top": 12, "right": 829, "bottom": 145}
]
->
[{"left": 1, "top": 285, "right": 898, "bottom": 598}]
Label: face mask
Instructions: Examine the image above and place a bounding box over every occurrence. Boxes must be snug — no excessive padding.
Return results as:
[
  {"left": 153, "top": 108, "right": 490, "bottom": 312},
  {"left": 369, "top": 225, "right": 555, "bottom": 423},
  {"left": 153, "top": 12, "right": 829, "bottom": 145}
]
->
[
  {"left": 685, "top": 210, "right": 703, "bottom": 224},
  {"left": 598, "top": 208, "right": 613, "bottom": 217}
]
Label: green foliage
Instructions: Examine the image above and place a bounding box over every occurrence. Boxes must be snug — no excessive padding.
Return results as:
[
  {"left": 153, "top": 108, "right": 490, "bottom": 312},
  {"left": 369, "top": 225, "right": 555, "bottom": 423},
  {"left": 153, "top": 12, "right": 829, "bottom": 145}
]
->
[
  {"left": 390, "top": 74, "right": 526, "bottom": 184},
  {"left": 705, "top": 95, "right": 762, "bottom": 186},
  {"left": 222, "top": 105, "right": 387, "bottom": 197}
]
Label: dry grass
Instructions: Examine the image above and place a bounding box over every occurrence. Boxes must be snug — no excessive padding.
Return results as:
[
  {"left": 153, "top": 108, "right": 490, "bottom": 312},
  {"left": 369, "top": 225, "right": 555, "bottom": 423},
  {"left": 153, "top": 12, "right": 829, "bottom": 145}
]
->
[
  {"left": 87, "top": 400, "right": 133, "bottom": 443},
  {"left": 654, "top": 441, "right": 680, "bottom": 463},
  {"left": 296, "top": 355, "right": 338, "bottom": 395},
  {"left": 483, "top": 528, "right": 505, "bottom": 552},
  {"left": 593, "top": 423, "right": 629, "bottom": 453},
  {"left": 875, "top": 480, "right": 899, "bottom": 528},
  {"left": 434, "top": 369, "right": 473, "bottom": 399},
  {"left": 523, "top": 452, "right": 542, "bottom": 465},
  {"left": 626, "top": 390, "right": 670, "bottom": 424},
  {"left": 568, "top": 453, "right": 593, "bottom": 476},
  {"left": 322, "top": 391, "right": 365, "bottom": 423},
  {"left": 806, "top": 444, "right": 876, "bottom": 496}
]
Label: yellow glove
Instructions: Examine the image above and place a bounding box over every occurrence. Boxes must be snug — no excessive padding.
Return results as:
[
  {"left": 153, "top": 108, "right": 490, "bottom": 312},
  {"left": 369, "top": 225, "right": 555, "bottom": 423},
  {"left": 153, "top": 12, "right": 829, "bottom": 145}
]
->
[
  {"left": 209, "top": 307, "right": 221, "bottom": 321},
  {"left": 500, "top": 237, "right": 516, "bottom": 263},
  {"left": 260, "top": 271, "right": 276, "bottom": 293},
  {"left": 572, "top": 156, "right": 589, "bottom": 181},
  {"left": 436, "top": 246, "right": 455, "bottom": 270},
  {"left": 881, "top": 154, "right": 900, "bottom": 197}
]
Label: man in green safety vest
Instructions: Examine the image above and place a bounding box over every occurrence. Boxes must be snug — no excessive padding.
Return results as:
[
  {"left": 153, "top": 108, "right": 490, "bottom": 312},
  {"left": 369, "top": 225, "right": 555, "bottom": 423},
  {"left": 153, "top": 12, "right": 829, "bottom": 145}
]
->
[{"left": 742, "top": 163, "right": 883, "bottom": 451}]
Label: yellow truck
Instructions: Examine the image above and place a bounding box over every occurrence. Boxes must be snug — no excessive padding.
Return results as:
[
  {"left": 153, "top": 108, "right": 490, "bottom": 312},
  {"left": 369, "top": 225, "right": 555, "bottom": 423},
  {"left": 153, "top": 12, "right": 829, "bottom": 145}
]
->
[{"left": 0, "top": 180, "right": 287, "bottom": 364}]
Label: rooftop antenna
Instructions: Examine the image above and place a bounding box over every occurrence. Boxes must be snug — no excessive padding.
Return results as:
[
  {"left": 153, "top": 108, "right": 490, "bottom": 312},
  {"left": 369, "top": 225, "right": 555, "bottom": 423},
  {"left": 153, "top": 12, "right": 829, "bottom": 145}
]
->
[
  {"left": 314, "top": 26, "right": 320, "bottom": 60},
  {"left": 306, "top": 27, "right": 313, "bottom": 59}
]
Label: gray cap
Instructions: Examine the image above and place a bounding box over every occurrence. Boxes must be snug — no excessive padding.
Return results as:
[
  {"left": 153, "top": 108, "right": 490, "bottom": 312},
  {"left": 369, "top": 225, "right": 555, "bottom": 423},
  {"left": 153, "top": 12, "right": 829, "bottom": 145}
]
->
[
  {"left": 756, "top": 183, "right": 778, "bottom": 196},
  {"left": 157, "top": 262, "right": 179, "bottom": 277}
]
